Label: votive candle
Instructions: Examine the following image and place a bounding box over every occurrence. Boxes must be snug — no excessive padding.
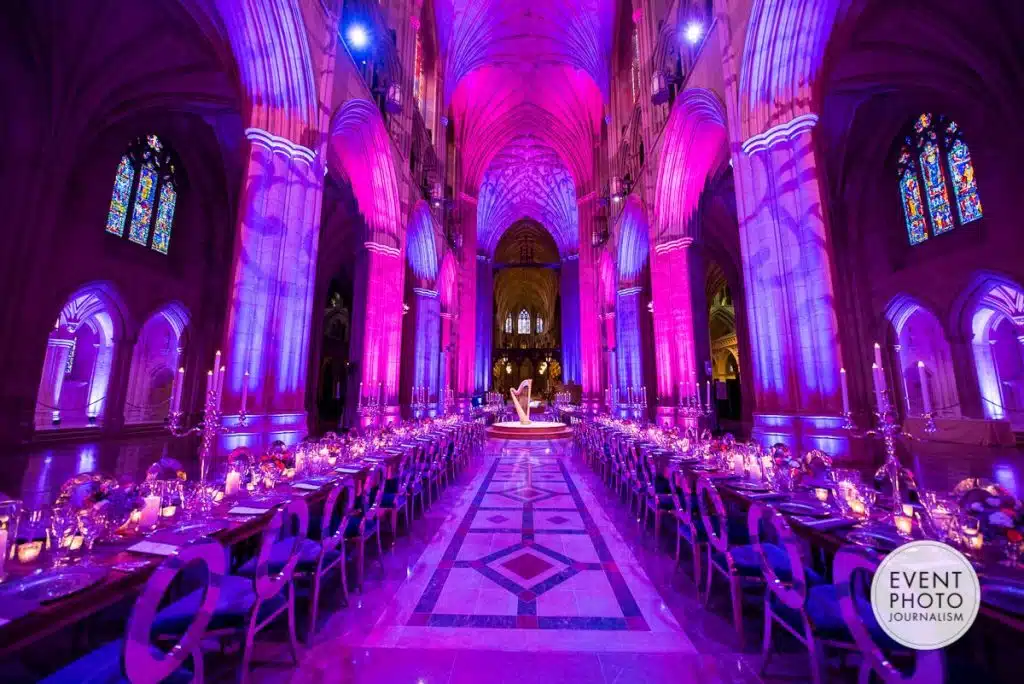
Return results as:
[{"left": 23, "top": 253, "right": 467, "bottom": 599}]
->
[
  {"left": 139, "top": 495, "right": 161, "bottom": 529},
  {"left": 894, "top": 513, "right": 913, "bottom": 537},
  {"left": 225, "top": 470, "right": 242, "bottom": 497},
  {"left": 17, "top": 540, "right": 42, "bottom": 564}
]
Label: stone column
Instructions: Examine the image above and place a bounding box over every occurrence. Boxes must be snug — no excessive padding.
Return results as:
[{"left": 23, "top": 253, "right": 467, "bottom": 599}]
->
[
  {"left": 34, "top": 337, "right": 74, "bottom": 427},
  {"left": 616, "top": 287, "right": 644, "bottom": 404},
  {"left": 733, "top": 117, "right": 847, "bottom": 454},
  {"left": 474, "top": 254, "right": 493, "bottom": 393},
  {"left": 413, "top": 288, "right": 441, "bottom": 402},
  {"left": 220, "top": 129, "right": 323, "bottom": 445},
  {"left": 455, "top": 197, "right": 477, "bottom": 410},
  {"left": 577, "top": 194, "right": 604, "bottom": 408},
  {"left": 650, "top": 240, "right": 700, "bottom": 424},
  {"left": 560, "top": 254, "right": 582, "bottom": 385}
]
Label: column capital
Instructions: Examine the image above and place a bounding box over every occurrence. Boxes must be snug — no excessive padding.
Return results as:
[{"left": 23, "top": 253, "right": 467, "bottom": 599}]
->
[
  {"left": 364, "top": 241, "right": 401, "bottom": 258},
  {"left": 653, "top": 237, "right": 693, "bottom": 255},
  {"left": 413, "top": 288, "right": 438, "bottom": 298},
  {"left": 618, "top": 286, "right": 643, "bottom": 297},
  {"left": 244, "top": 127, "right": 316, "bottom": 164},
  {"left": 741, "top": 113, "right": 819, "bottom": 155}
]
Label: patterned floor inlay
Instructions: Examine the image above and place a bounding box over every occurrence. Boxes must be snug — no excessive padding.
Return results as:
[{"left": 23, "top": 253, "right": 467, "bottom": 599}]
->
[{"left": 361, "top": 442, "right": 694, "bottom": 653}]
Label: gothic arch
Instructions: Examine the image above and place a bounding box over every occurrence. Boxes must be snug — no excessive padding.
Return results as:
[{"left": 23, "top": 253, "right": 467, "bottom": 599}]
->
[
  {"left": 883, "top": 294, "right": 959, "bottom": 418},
  {"left": 653, "top": 88, "right": 729, "bottom": 245},
  {"left": 407, "top": 200, "right": 442, "bottom": 286},
  {"left": 616, "top": 196, "right": 650, "bottom": 283},
  {"left": 124, "top": 302, "right": 191, "bottom": 424},
  {"left": 328, "top": 99, "right": 403, "bottom": 249}
]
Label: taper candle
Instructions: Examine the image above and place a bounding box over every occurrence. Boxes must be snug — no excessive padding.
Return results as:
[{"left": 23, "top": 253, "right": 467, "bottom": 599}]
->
[
  {"left": 873, "top": 342, "right": 883, "bottom": 369},
  {"left": 240, "top": 370, "right": 249, "bottom": 414},
  {"left": 216, "top": 366, "right": 226, "bottom": 411},
  {"left": 917, "top": 361, "right": 932, "bottom": 414},
  {"left": 871, "top": 363, "right": 886, "bottom": 411},
  {"left": 170, "top": 367, "right": 184, "bottom": 414},
  {"left": 839, "top": 368, "right": 850, "bottom": 414}
]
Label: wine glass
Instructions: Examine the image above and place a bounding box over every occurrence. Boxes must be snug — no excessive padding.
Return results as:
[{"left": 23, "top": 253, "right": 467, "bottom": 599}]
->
[
  {"left": 48, "top": 506, "right": 78, "bottom": 567},
  {"left": 77, "top": 510, "right": 106, "bottom": 555}
]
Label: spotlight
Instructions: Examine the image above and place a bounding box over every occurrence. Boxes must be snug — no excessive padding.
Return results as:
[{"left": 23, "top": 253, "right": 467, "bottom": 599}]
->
[
  {"left": 346, "top": 24, "right": 370, "bottom": 50},
  {"left": 683, "top": 21, "right": 704, "bottom": 45}
]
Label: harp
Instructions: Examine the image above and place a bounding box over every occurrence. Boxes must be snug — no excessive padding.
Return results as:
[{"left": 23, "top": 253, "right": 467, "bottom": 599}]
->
[{"left": 509, "top": 379, "right": 533, "bottom": 425}]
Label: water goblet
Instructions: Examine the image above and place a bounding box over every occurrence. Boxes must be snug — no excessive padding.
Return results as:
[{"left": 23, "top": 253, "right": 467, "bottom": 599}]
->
[
  {"left": 48, "top": 506, "right": 78, "bottom": 567},
  {"left": 77, "top": 510, "right": 106, "bottom": 554}
]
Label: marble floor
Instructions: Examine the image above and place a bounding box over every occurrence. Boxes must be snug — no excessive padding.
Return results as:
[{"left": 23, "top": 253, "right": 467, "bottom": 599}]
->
[{"left": 239, "top": 439, "right": 764, "bottom": 684}]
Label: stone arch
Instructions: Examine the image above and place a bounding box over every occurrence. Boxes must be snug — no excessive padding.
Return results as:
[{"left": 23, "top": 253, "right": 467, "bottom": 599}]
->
[
  {"left": 884, "top": 295, "right": 959, "bottom": 418},
  {"left": 616, "top": 196, "right": 651, "bottom": 283},
  {"left": 124, "top": 302, "right": 191, "bottom": 424},
  {"left": 35, "top": 282, "right": 130, "bottom": 429},
  {"left": 406, "top": 200, "right": 441, "bottom": 286},
  {"left": 653, "top": 88, "right": 729, "bottom": 245},
  {"left": 955, "top": 273, "right": 1024, "bottom": 426},
  {"left": 737, "top": 0, "right": 843, "bottom": 139},
  {"left": 328, "top": 99, "right": 403, "bottom": 249}
]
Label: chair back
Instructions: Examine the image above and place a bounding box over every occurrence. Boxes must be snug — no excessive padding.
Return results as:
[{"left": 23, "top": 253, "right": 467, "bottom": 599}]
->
[
  {"left": 254, "top": 498, "right": 309, "bottom": 600},
  {"left": 123, "top": 540, "right": 227, "bottom": 683},
  {"left": 747, "top": 503, "right": 807, "bottom": 609},
  {"left": 833, "top": 545, "right": 944, "bottom": 684},
  {"left": 670, "top": 470, "right": 698, "bottom": 528},
  {"left": 697, "top": 476, "right": 730, "bottom": 554},
  {"left": 321, "top": 482, "right": 354, "bottom": 554}
]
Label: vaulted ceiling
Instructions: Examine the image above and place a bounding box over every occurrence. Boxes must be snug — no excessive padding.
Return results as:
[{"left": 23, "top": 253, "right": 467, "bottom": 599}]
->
[{"left": 434, "top": 0, "right": 617, "bottom": 256}]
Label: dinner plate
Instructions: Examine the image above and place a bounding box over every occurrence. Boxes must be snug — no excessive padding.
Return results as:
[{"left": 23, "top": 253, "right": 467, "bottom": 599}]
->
[
  {"left": 778, "top": 501, "right": 832, "bottom": 517},
  {"left": 0, "top": 566, "right": 107, "bottom": 604},
  {"left": 171, "top": 520, "right": 227, "bottom": 537},
  {"left": 845, "top": 529, "right": 903, "bottom": 552},
  {"left": 730, "top": 481, "right": 771, "bottom": 493}
]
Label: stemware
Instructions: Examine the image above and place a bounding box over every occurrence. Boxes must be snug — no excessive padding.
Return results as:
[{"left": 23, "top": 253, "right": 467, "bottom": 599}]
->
[
  {"left": 77, "top": 509, "right": 107, "bottom": 554},
  {"left": 48, "top": 506, "right": 78, "bottom": 567}
]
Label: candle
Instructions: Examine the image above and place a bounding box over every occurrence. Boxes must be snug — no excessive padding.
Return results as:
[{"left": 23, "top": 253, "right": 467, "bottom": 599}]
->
[
  {"left": 205, "top": 369, "right": 214, "bottom": 399},
  {"left": 170, "top": 367, "right": 184, "bottom": 415},
  {"left": 358, "top": 381, "right": 363, "bottom": 405},
  {"left": 678, "top": 382, "right": 684, "bottom": 404},
  {"left": 213, "top": 350, "right": 222, "bottom": 382},
  {"left": 894, "top": 513, "right": 913, "bottom": 537},
  {"left": 815, "top": 487, "right": 830, "bottom": 503},
  {"left": 967, "top": 533, "right": 983, "bottom": 551},
  {"left": 160, "top": 505, "right": 177, "bottom": 518},
  {"left": 295, "top": 448, "right": 306, "bottom": 475},
  {"left": 871, "top": 363, "right": 886, "bottom": 411},
  {"left": 139, "top": 495, "right": 161, "bottom": 529},
  {"left": 705, "top": 380, "right": 711, "bottom": 409},
  {"left": 917, "top": 361, "right": 932, "bottom": 414},
  {"left": 0, "top": 529, "right": 7, "bottom": 576},
  {"left": 17, "top": 540, "right": 42, "bottom": 564},
  {"left": 225, "top": 470, "right": 242, "bottom": 497},
  {"left": 839, "top": 367, "right": 850, "bottom": 414},
  {"left": 850, "top": 499, "right": 866, "bottom": 516},
  {"left": 873, "top": 342, "right": 883, "bottom": 369},
  {"left": 240, "top": 370, "right": 249, "bottom": 414},
  {"left": 902, "top": 503, "right": 914, "bottom": 517},
  {"left": 216, "top": 366, "right": 226, "bottom": 411},
  {"left": 378, "top": 382, "right": 383, "bottom": 403}
]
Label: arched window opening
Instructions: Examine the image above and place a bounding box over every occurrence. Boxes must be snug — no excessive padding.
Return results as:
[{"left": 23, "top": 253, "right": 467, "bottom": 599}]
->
[
  {"left": 897, "top": 114, "right": 982, "bottom": 246},
  {"left": 517, "top": 309, "right": 531, "bottom": 335},
  {"left": 105, "top": 134, "right": 182, "bottom": 254},
  {"left": 504, "top": 312, "right": 513, "bottom": 334},
  {"left": 536, "top": 315, "right": 544, "bottom": 334},
  {"left": 630, "top": 28, "right": 641, "bottom": 103}
]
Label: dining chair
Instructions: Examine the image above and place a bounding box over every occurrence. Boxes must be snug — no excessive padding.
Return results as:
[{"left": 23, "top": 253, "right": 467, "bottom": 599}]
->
[
  {"left": 42, "top": 540, "right": 226, "bottom": 684},
  {"left": 302, "top": 481, "right": 354, "bottom": 638},
  {"left": 669, "top": 469, "right": 706, "bottom": 585},
  {"left": 642, "top": 448, "right": 674, "bottom": 538},
  {"left": 345, "top": 463, "right": 386, "bottom": 591},
  {"left": 834, "top": 545, "right": 944, "bottom": 684},
  {"left": 378, "top": 449, "right": 414, "bottom": 541},
  {"left": 697, "top": 475, "right": 772, "bottom": 647},
  {"left": 154, "top": 499, "right": 309, "bottom": 684},
  {"left": 749, "top": 503, "right": 845, "bottom": 684}
]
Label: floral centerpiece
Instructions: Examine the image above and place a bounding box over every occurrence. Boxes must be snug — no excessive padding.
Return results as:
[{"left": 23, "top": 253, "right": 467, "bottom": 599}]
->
[
  {"left": 55, "top": 473, "right": 141, "bottom": 539},
  {"left": 954, "top": 478, "right": 1024, "bottom": 545}
]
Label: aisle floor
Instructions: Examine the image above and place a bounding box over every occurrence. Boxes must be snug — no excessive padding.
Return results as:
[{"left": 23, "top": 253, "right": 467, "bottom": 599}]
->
[{"left": 256, "top": 439, "right": 763, "bottom": 684}]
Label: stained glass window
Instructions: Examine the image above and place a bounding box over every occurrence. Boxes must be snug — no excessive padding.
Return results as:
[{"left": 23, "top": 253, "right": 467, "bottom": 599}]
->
[
  {"left": 413, "top": 32, "right": 425, "bottom": 115},
  {"left": 944, "top": 120, "right": 983, "bottom": 224},
  {"left": 129, "top": 164, "right": 158, "bottom": 245},
  {"left": 151, "top": 183, "right": 176, "bottom": 255},
  {"left": 536, "top": 316, "right": 544, "bottom": 334},
  {"left": 897, "top": 113, "right": 982, "bottom": 245},
  {"left": 105, "top": 134, "right": 180, "bottom": 253},
  {"left": 517, "top": 309, "right": 531, "bottom": 335},
  {"left": 105, "top": 156, "right": 135, "bottom": 237},
  {"left": 504, "top": 313, "right": 512, "bottom": 334}
]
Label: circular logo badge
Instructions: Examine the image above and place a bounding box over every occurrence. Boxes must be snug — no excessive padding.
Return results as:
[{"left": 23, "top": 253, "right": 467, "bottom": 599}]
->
[{"left": 870, "top": 540, "right": 980, "bottom": 650}]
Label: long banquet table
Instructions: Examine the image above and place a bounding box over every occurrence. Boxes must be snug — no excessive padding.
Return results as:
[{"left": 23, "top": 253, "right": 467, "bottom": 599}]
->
[
  {"left": 651, "top": 451, "right": 1024, "bottom": 634},
  {"left": 0, "top": 450, "right": 406, "bottom": 659}
]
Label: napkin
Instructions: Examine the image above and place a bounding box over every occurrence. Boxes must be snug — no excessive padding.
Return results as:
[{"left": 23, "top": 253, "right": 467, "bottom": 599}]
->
[
  {"left": 228, "top": 506, "right": 272, "bottom": 516},
  {"left": 748, "top": 492, "right": 789, "bottom": 501},
  {"left": 127, "top": 541, "right": 179, "bottom": 556},
  {"left": 292, "top": 482, "right": 322, "bottom": 491},
  {"left": 336, "top": 467, "right": 364, "bottom": 474}
]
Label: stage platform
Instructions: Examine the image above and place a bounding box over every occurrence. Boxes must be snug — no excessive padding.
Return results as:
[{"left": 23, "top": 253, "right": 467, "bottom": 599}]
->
[{"left": 486, "top": 420, "right": 572, "bottom": 440}]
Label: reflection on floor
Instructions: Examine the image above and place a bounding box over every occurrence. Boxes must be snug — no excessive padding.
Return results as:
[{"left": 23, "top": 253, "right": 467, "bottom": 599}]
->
[{"left": 247, "top": 439, "right": 761, "bottom": 684}]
